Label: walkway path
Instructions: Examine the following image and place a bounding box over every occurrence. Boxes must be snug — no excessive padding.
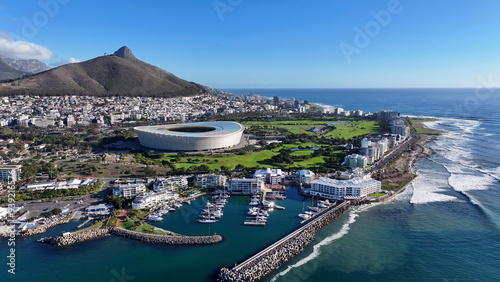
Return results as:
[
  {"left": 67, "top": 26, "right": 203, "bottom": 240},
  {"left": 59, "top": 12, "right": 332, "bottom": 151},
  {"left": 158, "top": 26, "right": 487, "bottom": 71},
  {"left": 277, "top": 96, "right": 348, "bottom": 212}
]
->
[{"left": 116, "top": 209, "right": 127, "bottom": 228}]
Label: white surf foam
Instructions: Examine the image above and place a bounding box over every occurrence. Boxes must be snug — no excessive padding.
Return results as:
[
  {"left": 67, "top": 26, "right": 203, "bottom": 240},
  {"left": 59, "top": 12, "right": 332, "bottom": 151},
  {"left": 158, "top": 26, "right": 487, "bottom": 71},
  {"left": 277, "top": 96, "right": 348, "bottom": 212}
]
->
[
  {"left": 410, "top": 174, "right": 461, "bottom": 204},
  {"left": 448, "top": 173, "right": 495, "bottom": 192},
  {"left": 270, "top": 209, "right": 363, "bottom": 282}
]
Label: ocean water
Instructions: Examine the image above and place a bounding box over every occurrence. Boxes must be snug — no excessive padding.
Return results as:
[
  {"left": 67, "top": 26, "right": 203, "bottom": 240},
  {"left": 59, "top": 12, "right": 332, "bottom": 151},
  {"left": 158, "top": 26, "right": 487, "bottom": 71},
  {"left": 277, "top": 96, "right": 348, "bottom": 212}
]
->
[
  {"left": 2, "top": 89, "right": 500, "bottom": 281},
  {"left": 225, "top": 88, "right": 500, "bottom": 281}
]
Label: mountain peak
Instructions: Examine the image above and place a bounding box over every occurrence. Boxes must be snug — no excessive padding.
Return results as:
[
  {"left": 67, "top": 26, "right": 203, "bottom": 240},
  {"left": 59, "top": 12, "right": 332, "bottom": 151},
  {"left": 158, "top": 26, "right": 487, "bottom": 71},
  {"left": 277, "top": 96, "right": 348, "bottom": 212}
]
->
[{"left": 113, "top": 46, "right": 136, "bottom": 60}]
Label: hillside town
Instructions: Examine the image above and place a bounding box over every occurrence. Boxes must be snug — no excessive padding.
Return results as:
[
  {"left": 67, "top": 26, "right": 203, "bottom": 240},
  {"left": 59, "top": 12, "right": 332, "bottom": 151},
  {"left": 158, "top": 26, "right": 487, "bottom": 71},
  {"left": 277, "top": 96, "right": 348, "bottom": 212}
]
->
[{"left": 0, "top": 92, "right": 316, "bottom": 127}]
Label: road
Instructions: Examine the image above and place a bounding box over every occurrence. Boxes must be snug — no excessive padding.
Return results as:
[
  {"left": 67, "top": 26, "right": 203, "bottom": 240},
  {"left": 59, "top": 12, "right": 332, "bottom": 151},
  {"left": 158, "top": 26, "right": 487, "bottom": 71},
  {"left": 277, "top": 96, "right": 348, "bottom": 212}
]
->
[{"left": 370, "top": 117, "right": 419, "bottom": 172}]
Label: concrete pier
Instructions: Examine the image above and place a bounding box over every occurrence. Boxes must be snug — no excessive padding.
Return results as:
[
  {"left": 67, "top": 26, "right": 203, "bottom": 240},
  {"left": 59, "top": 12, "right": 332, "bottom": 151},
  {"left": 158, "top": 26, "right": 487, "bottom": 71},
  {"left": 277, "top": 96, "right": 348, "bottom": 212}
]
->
[{"left": 218, "top": 200, "right": 358, "bottom": 281}]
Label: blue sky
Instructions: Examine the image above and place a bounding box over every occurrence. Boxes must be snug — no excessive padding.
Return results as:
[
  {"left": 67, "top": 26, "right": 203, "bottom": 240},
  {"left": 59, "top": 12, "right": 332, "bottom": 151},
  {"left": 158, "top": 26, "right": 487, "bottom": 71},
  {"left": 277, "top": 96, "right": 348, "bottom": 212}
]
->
[{"left": 1, "top": 0, "right": 499, "bottom": 88}]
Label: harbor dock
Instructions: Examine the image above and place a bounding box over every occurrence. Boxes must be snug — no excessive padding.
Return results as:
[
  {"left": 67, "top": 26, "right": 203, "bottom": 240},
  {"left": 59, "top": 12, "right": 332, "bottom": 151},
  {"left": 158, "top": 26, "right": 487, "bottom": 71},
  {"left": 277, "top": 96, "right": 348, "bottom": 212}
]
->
[{"left": 218, "top": 199, "right": 368, "bottom": 281}]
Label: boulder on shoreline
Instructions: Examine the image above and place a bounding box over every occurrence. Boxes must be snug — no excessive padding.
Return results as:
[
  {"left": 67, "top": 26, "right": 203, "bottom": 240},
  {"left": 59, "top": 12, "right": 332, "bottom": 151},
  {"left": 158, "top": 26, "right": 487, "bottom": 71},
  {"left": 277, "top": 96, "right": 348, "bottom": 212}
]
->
[
  {"left": 110, "top": 227, "right": 222, "bottom": 245},
  {"left": 38, "top": 228, "right": 111, "bottom": 246}
]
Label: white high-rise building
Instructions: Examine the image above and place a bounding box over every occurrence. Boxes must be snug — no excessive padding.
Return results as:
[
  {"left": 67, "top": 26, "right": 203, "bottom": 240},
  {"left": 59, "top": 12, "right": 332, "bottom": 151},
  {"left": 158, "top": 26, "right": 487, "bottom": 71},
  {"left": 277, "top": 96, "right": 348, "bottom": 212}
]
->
[
  {"left": 0, "top": 165, "right": 22, "bottom": 182},
  {"left": 194, "top": 174, "right": 227, "bottom": 188},
  {"left": 311, "top": 175, "right": 381, "bottom": 200},
  {"left": 344, "top": 154, "right": 368, "bottom": 168},
  {"left": 298, "top": 170, "right": 315, "bottom": 184},
  {"left": 360, "top": 137, "right": 389, "bottom": 164},
  {"left": 113, "top": 184, "right": 146, "bottom": 198},
  {"left": 131, "top": 191, "right": 179, "bottom": 209},
  {"left": 66, "top": 115, "right": 76, "bottom": 126},
  {"left": 253, "top": 168, "right": 283, "bottom": 185},
  {"left": 227, "top": 178, "right": 265, "bottom": 194}
]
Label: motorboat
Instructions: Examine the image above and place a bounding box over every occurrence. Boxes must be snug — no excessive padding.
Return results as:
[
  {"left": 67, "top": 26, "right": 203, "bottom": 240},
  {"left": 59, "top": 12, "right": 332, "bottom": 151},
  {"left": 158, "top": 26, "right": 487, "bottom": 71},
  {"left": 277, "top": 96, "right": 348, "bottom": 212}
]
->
[
  {"left": 268, "top": 193, "right": 286, "bottom": 200},
  {"left": 200, "top": 209, "right": 211, "bottom": 215},
  {"left": 148, "top": 215, "right": 163, "bottom": 221},
  {"left": 213, "top": 210, "right": 223, "bottom": 218},
  {"left": 262, "top": 201, "right": 275, "bottom": 209},
  {"left": 197, "top": 218, "right": 218, "bottom": 223},
  {"left": 249, "top": 199, "right": 260, "bottom": 206},
  {"left": 247, "top": 207, "right": 259, "bottom": 216},
  {"left": 256, "top": 216, "right": 267, "bottom": 222},
  {"left": 318, "top": 200, "right": 331, "bottom": 208},
  {"left": 308, "top": 206, "right": 320, "bottom": 212},
  {"left": 199, "top": 214, "right": 215, "bottom": 220},
  {"left": 258, "top": 210, "right": 269, "bottom": 217},
  {"left": 298, "top": 213, "right": 311, "bottom": 220}
]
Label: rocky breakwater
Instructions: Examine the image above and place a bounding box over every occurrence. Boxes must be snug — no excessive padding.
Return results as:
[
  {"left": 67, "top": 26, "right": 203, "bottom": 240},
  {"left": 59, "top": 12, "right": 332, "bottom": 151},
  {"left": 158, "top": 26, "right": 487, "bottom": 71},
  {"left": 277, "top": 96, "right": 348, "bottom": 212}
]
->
[
  {"left": 110, "top": 227, "right": 222, "bottom": 245},
  {"left": 219, "top": 201, "right": 352, "bottom": 282},
  {"left": 16, "top": 215, "right": 72, "bottom": 237},
  {"left": 38, "top": 228, "right": 111, "bottom": 246}
]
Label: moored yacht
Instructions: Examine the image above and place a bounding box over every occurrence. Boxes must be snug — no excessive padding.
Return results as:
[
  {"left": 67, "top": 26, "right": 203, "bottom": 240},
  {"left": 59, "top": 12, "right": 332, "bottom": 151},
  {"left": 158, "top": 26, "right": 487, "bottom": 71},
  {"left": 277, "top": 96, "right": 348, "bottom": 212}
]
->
[
  {"left": 308, "top": 206, "right": 320, "bottom": 212},
  {"left": 148, "top": 215, "right": 163, "bottom": 221},
  {"left": 298, "top": 213, "right": 311, "bottom": 220},
  {"left": 197, "top": 218, "right": 218, "bottom": 223}
]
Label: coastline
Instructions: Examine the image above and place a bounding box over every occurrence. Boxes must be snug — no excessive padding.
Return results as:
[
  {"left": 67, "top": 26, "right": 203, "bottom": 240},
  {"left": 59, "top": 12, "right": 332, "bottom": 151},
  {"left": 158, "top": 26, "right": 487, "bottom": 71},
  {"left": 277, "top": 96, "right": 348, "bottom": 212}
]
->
[
  {"left": 216, "top": 125, "right": 440, "bottom": 280},
  {"left": 382, "top": 119, "right": 439, "bottom": 199}
]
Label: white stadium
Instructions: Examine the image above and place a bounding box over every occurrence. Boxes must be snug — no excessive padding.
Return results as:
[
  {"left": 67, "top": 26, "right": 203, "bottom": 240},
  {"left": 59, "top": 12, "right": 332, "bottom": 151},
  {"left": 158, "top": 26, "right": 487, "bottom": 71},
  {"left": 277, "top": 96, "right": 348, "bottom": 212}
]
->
[{"left": 134, "top": 121, "right": 244, "bottom": 151}]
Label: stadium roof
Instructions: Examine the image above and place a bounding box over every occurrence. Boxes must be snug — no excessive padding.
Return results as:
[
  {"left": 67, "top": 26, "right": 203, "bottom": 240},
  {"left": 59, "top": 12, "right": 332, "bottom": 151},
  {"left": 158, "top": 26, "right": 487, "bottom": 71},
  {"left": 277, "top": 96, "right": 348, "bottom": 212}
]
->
[{"left": 134, "top": 121, "right": 244, "bottom": 137}]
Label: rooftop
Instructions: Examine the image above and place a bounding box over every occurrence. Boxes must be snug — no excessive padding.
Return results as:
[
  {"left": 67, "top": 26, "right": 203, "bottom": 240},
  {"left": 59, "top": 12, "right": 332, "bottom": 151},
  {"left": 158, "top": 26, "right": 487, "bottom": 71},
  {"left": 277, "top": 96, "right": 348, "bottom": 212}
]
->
[
  {"left": 312, "top": 176, "right": 379, "bottom": 187},
  {"left": 134, "top": 121, "right": 244, "bottom": 137}
]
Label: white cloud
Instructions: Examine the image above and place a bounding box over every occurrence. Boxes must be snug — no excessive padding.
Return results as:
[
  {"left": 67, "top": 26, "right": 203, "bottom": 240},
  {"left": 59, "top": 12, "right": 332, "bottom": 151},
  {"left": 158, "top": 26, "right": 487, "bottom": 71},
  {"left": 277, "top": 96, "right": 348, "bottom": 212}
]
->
[
  {"left": 50, "top": 57, "right": 80, "bottom": 67},
  {"left": 0, "top": 32, "right": 54, "bottom": 60}
]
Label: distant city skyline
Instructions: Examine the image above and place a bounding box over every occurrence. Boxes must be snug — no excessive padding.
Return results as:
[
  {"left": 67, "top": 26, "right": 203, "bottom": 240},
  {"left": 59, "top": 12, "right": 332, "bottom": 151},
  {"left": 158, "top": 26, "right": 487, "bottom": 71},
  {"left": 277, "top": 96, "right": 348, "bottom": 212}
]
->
[{"left": 1, "top": 0, "right": 500, "bottom": 88}]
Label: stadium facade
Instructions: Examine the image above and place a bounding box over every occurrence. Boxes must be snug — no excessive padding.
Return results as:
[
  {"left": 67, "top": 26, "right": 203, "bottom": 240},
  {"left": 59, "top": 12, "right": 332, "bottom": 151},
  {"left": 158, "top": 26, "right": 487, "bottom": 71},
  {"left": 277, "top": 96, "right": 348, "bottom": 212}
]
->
[{"left": 134, "top": 121, "right": 244, "bottom": 151}]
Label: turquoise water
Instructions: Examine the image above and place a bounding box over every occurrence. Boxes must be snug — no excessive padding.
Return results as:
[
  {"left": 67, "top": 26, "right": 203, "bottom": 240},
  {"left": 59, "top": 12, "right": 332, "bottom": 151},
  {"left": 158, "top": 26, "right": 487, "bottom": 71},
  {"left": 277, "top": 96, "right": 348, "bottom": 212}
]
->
[{"left": 2, "top": 89, "right": 500, "bottom": 281}]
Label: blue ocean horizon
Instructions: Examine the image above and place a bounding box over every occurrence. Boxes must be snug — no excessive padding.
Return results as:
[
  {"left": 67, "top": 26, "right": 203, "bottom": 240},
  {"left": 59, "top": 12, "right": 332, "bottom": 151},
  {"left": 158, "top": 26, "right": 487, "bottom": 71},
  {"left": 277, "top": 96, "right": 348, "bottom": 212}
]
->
[{"left": 224, "top": 88, "right": 500, "bottom": 120}]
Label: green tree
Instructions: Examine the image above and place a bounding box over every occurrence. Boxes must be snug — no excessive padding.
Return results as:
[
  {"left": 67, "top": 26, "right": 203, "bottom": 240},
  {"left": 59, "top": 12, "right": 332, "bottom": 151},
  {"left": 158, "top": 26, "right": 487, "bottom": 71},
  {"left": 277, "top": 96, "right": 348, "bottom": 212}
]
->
[
  {"left": 0, "top": 127, "right": 14, "bottom": 139},
  {"left": 198, "top": 164, "right": 210, "bottom": 173},
  {"left": 107, "top": 195, "right": 124, "bottom": 209},
  {"left": 22, "top": 164, "right": 39, "bottom": 180},
  {"left": 143, "top": 166, "right": 158, "bottom": 177}
]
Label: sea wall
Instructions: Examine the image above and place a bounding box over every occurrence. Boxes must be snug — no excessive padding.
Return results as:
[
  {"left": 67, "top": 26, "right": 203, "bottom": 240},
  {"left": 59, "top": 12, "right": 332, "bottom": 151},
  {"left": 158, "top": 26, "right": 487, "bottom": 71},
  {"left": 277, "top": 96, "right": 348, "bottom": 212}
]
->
[
  {"left": 38, "top": 228, "right": 110, "bottom": 246},
  {"left": 218, "top": 201, "right": 354, "bottom": 282},
  {"left": 10, "top": 215, "right": 73, "bottom": 238},
  {"left": 110, "top": 227, "right": 222, "bottom": 245}
]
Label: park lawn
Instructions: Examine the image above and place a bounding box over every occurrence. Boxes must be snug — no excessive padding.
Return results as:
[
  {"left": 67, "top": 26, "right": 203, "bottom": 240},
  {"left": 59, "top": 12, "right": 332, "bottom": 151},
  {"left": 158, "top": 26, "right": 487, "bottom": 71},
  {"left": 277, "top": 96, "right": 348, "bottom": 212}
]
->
[
  {"left": 322, "top": 120, "right": 382, "bottom": 139},
  {"left": 290, "top": 150, "right": 315, "bottom": 156},
  {"left": 281, "top": 142, "right": 322, "bottom": 149},
  {"left": 165, "top": 150, "right": 279, "bottom": 170},
  {"left": 410, "top": 119, "right": 442, "bottom": 134},
  {"left": 294, "top": 156, "right": 326, "bottom": 167},
  {"left": 244, "top": 119, "right": 382, "bottom": 138},
  {"left": 244, "top": 120, "right": 325, "bottom": 135},
  {"left": 244, "top": 120, "right": 326, "bottom": 135},
  {"left": 121, "top": 219, "right": 137, "bottom": 230},
  {"left": 370, "top": 192, "right": 387, "bottom": 197},
  {"left": 244, "top": 120, "right": 325, "bottom": 126},
  {"left": 136, "top": 224, "right": 175, "bottom": 235}
]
